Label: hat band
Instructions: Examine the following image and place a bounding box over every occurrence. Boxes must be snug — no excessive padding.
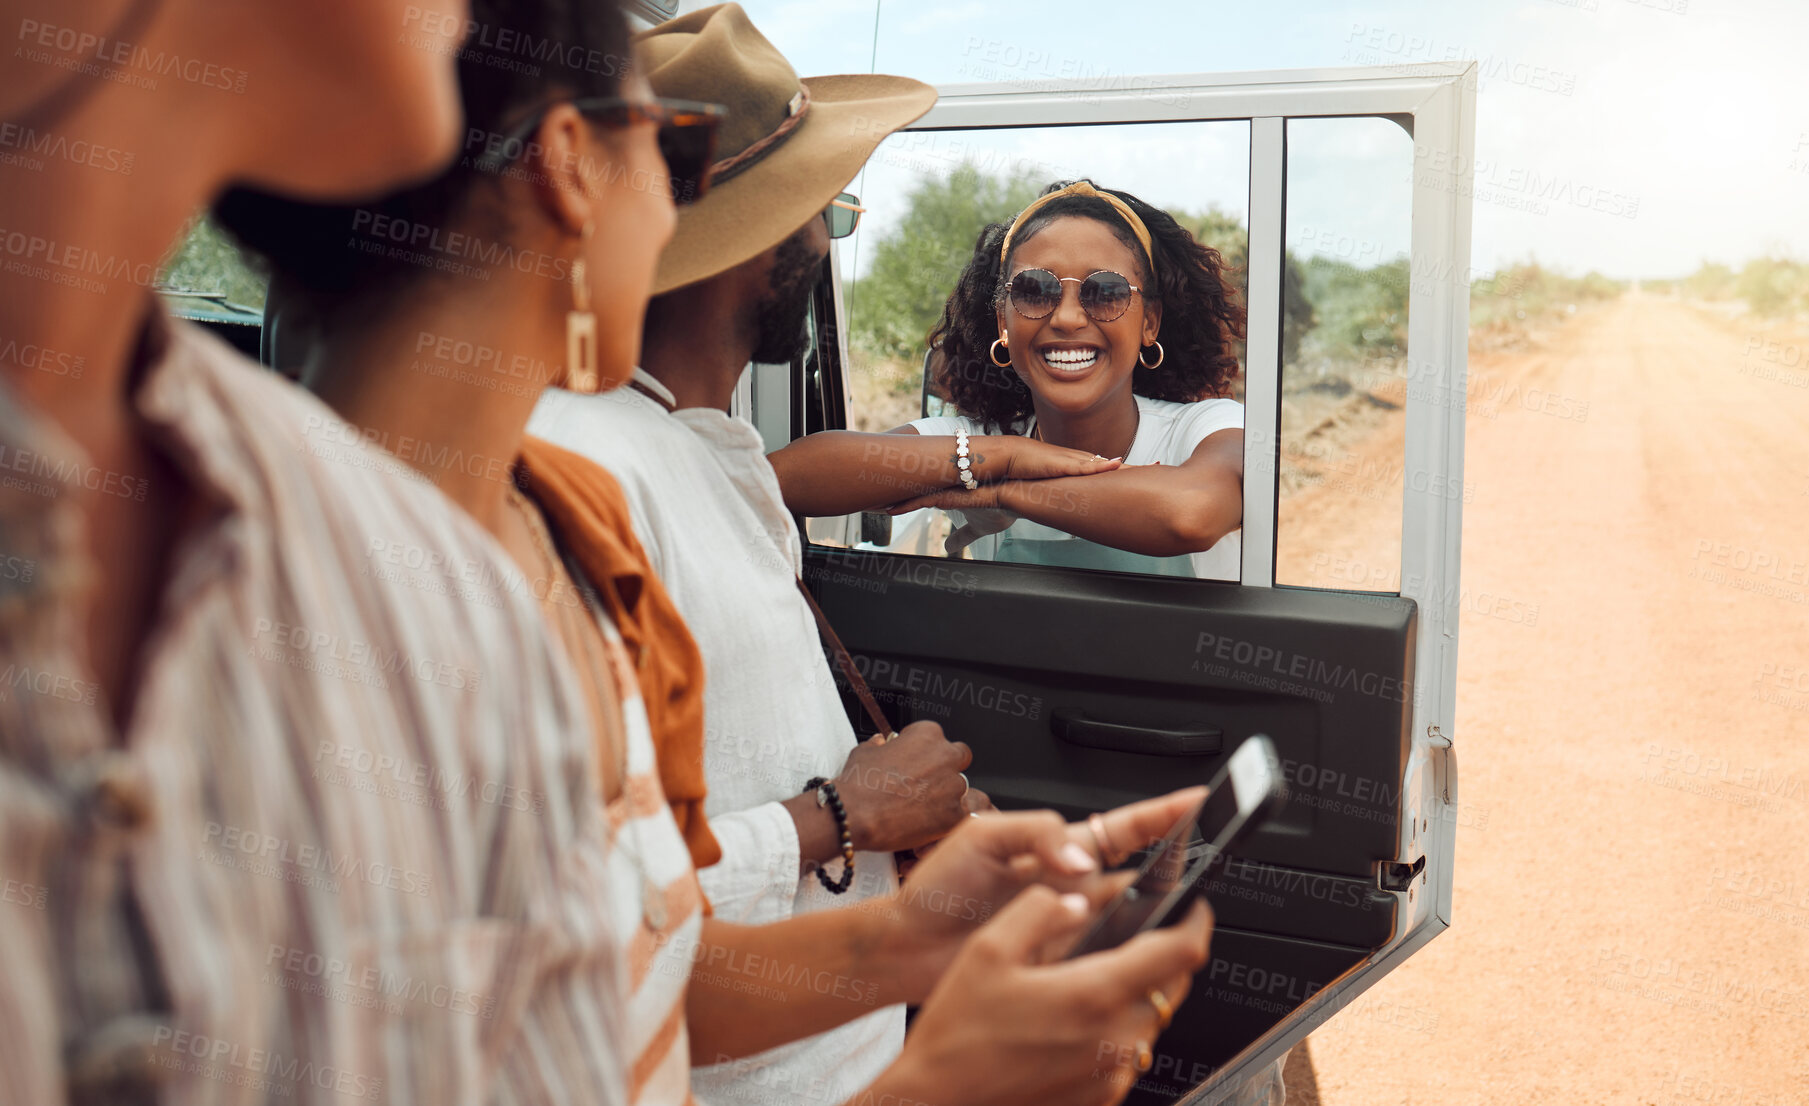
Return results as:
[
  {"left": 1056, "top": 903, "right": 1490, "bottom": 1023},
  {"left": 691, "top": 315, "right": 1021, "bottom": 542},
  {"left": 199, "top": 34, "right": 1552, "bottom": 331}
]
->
[
  {"left": 999, "top": 181, "right": 1156, "bottom": 278},
  {"left": 708, "top": 86, "right": 811, "bottom": 186}
]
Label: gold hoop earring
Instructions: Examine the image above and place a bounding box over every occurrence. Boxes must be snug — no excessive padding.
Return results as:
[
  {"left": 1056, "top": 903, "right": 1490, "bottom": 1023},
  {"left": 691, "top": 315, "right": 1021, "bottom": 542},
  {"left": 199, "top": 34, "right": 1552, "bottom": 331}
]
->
[
  {"left": 565, "top": 222, "right": 600, "bottom": 394},
  {"left": 1138, "top": 341, "right": 1164, "bottom": 370},
  {"left": 989, "top": 337, "right": 1011, "bottom": 367}
]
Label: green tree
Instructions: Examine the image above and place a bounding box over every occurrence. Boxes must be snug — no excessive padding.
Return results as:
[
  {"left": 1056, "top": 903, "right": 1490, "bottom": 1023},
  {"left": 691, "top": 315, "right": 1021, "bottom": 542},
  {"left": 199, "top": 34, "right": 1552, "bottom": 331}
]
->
[
  {"left": 1681, "top": 261, "right": 1735, "bottom": 300},
  {"left": 158, "top": 212, "right": 268, "bottom": 311},
  {"left": 1297, "top": 254, "right": 1409, "bottom": 359},
  {"left": 845, "top": 164, "right": 1045, "bottom": 362},
  {"left": 1734, "top": 256, "right": 1807, "bottom": 317}
]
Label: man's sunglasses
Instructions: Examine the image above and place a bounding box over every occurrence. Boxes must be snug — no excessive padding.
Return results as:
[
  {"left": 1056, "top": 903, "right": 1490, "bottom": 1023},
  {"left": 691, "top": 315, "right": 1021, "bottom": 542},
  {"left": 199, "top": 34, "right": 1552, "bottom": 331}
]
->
[
  {"left": 825, "top": 192, "right": 864, "bottom": 239},
  {"left": 472, "top": 96, "right": 725, "bottom": 206},
  {"left": 1006, "top": 268, "right": 1144, "bottom": 323}
]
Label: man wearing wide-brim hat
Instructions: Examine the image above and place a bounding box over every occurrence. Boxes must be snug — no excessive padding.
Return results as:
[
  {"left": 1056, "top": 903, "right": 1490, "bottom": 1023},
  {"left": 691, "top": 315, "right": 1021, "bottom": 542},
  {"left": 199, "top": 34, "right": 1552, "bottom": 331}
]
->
[{"left": 528, "top": 6, "right": 990, "bottom": 1103}]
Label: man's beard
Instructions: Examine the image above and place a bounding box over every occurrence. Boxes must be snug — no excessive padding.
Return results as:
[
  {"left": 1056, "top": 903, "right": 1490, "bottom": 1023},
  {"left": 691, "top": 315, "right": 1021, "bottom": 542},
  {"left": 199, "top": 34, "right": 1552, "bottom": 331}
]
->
[{"left": 750, "top": 229, "right": 821, "bottom": 364}]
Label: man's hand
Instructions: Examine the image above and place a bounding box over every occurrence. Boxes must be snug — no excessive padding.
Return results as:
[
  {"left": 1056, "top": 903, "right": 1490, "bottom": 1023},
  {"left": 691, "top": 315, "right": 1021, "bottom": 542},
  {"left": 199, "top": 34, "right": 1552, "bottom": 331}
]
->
[{"left": 834, "top": 722, "right": 972, "bottom": 853}]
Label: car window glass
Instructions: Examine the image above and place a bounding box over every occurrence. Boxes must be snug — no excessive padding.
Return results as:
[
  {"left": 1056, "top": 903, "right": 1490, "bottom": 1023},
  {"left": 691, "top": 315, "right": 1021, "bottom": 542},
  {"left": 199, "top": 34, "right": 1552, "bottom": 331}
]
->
[
  {"left": 815, "top": 119, "right": 1252, "bottom": 581},
  {"left": 1274, "top": 116, "right": 1414, "bottom": 593}
]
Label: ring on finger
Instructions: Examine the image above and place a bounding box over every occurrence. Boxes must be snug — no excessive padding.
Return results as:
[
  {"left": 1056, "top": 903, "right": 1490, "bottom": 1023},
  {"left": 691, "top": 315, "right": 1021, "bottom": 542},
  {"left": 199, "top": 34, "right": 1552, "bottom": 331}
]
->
[
  {"left": 1134, "top": 1041, "right": 1153, "bottom": 1072},
  {"left": 1087, "top": 812, "right": 1119, "bottom": 866},
  {"left": 958, "top": 772, "right": 970, "bottom": 798},
  {"left": 1148, "top": 988, "right": 1173, "bottom": 1030}
]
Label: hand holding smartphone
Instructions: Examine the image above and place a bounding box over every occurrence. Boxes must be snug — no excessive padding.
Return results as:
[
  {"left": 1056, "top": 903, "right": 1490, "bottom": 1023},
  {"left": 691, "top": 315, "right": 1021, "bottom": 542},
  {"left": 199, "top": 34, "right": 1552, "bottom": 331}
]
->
[{"left": 1065, "top": 735, "right": 1286, "bottom": 959}]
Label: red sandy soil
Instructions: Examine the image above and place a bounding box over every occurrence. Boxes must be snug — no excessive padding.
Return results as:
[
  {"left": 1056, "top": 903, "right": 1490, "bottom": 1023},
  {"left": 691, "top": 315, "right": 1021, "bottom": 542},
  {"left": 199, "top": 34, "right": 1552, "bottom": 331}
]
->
[{"left": 1277, "top": 293, "right": 1809, "bottom": 1104}]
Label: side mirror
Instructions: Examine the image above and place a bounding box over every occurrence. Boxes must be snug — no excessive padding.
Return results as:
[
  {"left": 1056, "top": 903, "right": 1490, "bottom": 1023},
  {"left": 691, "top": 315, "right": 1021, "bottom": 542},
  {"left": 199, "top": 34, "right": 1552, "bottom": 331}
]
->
[{"left": 920, "top": 346, "right": 950, "bottom": 419}]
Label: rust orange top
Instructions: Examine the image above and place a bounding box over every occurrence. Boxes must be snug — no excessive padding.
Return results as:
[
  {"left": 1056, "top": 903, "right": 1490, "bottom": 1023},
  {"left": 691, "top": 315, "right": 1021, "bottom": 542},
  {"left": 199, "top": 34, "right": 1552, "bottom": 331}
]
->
[{"left": 521, "top": 435, "right": 723, "bottom": 876}]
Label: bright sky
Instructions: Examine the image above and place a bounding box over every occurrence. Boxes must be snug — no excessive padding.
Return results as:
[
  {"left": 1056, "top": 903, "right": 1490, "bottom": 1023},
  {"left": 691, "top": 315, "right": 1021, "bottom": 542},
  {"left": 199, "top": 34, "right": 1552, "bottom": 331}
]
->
[{"left": 732, "top": 0, "right": 1809, "bottom": 280}]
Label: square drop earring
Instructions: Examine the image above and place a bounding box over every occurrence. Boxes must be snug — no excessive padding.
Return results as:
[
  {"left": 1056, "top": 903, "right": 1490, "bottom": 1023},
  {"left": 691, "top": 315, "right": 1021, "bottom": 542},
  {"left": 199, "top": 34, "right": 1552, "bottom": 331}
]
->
[{"left": 565, "top": 222, "right": 600, "bottom": 394}]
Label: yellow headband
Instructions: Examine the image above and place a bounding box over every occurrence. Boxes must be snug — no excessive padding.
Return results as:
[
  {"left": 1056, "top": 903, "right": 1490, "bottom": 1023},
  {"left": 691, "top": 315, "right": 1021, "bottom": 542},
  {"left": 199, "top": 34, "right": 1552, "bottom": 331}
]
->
[{"left": 998, "top": 181, "right": 1156, "bottom": 278}]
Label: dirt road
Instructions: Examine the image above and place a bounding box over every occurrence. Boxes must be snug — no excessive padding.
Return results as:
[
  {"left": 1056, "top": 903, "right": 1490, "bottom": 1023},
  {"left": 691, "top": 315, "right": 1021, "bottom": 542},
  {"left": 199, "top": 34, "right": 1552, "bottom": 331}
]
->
[{"left": 1279, "top": 293, "right": 1809, "bottom": 1104}]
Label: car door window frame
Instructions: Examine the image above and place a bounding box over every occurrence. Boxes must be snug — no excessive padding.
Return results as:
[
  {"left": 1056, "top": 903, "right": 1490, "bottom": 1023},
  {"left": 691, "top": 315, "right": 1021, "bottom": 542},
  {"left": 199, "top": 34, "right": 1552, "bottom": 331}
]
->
[{"left": 785, "top": 65, "right": 1475, "bottom": 1097}]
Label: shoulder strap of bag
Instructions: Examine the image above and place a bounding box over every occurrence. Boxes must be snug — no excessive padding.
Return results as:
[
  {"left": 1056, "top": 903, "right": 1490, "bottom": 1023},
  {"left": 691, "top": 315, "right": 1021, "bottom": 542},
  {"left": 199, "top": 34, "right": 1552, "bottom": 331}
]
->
[{"left": 795, "top": 579, "right": 897, "bottom": 739}]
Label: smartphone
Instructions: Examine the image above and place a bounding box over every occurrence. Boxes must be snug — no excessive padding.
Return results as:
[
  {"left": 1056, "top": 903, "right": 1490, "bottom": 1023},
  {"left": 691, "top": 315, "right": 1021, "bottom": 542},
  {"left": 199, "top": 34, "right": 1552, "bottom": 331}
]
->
[{"left": 1064, "top": 735, "right": 1286, "bottom": 959}]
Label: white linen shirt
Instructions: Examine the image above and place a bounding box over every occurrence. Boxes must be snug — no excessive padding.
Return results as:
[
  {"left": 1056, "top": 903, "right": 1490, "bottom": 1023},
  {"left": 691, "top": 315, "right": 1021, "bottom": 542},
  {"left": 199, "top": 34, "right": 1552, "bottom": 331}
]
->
[{"left": 530, "top": 372, "right": 903, "bottom": 1106}]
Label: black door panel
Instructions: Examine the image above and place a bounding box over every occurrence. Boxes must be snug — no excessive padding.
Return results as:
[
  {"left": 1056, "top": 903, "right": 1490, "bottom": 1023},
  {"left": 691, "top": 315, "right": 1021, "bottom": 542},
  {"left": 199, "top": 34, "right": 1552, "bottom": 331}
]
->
[
  {"left": 1204, "top": 859, "right": 1397, "bottom": 947},
  {"left": 807, "top": 550, "right": 1417, "bottom": 878},
  {"left": 1133, "top": 930, "right": 1369, "bottom": 1106},
  {"left": 805, "top": 546, "right": 1419, "bottom": 1102}
]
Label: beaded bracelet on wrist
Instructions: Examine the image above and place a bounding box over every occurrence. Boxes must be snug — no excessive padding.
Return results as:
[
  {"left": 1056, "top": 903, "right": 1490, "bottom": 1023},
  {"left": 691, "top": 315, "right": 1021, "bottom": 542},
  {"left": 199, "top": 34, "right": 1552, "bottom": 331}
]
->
[{"left": 804, "top": 776, "right": 855, "bottom": 893}]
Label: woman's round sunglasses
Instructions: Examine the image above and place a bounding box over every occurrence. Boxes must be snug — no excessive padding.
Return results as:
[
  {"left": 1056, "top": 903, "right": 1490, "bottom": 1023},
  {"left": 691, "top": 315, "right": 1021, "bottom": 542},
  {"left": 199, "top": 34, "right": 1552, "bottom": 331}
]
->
[
  {"left": 1006, "top": 268, "right": 1143, "bottom": 323},
  {"left": 472, "top": 96, "right": 725, "bottom": 206}
]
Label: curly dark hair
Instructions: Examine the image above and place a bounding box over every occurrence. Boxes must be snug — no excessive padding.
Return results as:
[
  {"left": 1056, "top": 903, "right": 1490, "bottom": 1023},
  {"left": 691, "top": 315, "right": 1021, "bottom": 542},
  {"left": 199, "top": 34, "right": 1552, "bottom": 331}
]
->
[{"left": 925, "top": 180, "right": 1245, "bottom": 431}]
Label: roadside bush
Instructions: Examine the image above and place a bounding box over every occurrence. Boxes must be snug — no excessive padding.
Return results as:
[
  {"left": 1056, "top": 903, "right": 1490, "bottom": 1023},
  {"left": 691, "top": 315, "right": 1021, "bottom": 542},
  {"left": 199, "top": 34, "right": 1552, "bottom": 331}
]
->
[{"left": 158, "top": 213, "right": 268, "bottom": 310}]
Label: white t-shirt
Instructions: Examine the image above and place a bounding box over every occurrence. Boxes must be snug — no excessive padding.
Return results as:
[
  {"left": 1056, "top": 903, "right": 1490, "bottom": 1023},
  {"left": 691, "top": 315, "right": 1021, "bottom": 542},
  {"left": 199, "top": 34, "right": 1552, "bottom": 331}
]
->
[
  {"left": 529, "top": 371, "right": 902, "bottom": 1106},
  {"left": 910, "top": 393, "right": 1244, "bottom": 580}
]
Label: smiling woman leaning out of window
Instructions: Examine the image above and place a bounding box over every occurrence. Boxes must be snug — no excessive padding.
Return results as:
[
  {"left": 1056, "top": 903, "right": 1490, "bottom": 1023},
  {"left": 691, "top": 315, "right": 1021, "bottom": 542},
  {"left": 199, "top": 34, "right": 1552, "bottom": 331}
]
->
[{"left": 769, "top": 179, "right": 1247, "bottom": 579}]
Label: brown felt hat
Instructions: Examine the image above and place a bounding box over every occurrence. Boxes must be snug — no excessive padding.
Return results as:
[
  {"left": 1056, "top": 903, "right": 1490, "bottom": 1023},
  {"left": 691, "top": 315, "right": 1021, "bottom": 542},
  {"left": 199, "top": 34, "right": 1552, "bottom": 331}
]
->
[{"left": 637, "top": 3, "right": 937, "bottom": 294}]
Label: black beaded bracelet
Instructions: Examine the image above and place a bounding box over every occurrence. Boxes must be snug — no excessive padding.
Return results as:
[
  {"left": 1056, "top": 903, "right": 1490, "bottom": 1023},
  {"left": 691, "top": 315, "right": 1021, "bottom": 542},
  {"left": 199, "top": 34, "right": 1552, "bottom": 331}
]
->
[{"left": 804, "top": 776, "right": 855, "bottom": 894}]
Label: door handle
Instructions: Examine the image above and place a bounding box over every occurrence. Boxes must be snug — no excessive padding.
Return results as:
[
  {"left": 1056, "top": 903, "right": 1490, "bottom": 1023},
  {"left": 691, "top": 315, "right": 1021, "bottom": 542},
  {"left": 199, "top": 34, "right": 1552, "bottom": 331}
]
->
[{"left": 1051, "top": 710, "right": 1223, "bottom": 757}]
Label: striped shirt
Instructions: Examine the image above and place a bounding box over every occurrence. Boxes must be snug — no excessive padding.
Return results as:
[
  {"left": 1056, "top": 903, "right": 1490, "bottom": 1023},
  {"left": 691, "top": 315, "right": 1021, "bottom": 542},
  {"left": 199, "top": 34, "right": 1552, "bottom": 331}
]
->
[
  {"left": 0, "top": 315, "right": 635, "bottom": 1105},
  {"left": 586, "top": 618, "right": 703, "bottom": 1106},
  {"left": 531, "top": 375, "right": 905, "bottom": 1106},
  {"left": 511, "top": 475, "right": 704, "bottom": 1106}
]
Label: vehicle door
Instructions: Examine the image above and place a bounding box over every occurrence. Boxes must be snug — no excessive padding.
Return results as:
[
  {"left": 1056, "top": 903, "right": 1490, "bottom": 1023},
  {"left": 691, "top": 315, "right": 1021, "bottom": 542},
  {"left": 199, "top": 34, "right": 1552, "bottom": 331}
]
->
[{"left": 761, "top": 62, "right": 1477, "bottom": 1105}]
